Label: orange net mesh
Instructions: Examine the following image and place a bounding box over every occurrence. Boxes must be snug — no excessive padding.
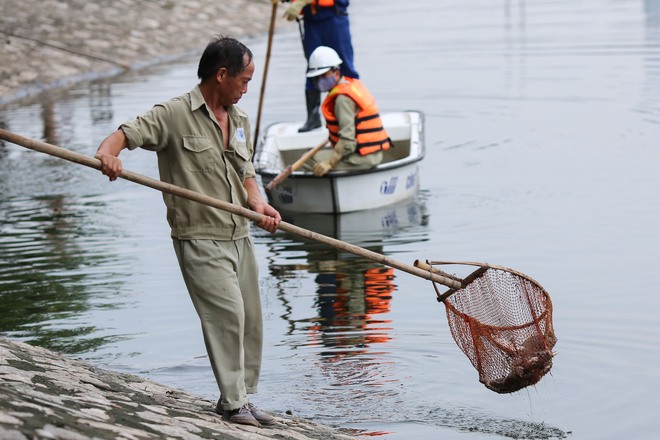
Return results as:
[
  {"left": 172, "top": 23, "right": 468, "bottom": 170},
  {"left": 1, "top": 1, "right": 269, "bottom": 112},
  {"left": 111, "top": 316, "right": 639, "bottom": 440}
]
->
[{"left": 434, "top": 265, "right": 556, "bottom": 394}]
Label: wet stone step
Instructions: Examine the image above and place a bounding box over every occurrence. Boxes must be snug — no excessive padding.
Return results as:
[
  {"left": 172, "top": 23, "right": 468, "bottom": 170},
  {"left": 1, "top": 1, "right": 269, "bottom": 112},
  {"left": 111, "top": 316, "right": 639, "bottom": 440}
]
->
[{"left": 0, "top": 338, "right": 362, "bottom": 440}]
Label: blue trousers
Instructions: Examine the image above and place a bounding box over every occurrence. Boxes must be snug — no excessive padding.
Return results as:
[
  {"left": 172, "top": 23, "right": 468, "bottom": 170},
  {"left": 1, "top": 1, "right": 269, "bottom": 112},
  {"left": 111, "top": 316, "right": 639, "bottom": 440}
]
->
[{"left": 303, "top": 14, "right": 359, "bottom": 91}]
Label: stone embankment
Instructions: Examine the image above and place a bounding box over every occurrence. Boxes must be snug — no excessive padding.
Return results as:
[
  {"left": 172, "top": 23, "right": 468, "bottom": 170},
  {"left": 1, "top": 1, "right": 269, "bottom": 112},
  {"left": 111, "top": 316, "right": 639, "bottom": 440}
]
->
[
  {"left": 0, "top": 0, "right": 280, "bottom": 106},
  {"left": 0, "top": 338, "right": 361, "bottom": 440}
]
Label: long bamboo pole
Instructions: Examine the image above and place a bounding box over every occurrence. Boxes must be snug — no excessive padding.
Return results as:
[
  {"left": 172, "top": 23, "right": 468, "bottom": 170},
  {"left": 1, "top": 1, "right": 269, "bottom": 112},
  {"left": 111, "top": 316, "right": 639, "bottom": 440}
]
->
[
  {"left": 264, "top": 138, "right": 328, "bottom": 191},
  {"left": 253, "top": 1, "right": 278, "bottom": 144},
  {"left": 0, "top": 129, "right": 461, "bottom": 289}
]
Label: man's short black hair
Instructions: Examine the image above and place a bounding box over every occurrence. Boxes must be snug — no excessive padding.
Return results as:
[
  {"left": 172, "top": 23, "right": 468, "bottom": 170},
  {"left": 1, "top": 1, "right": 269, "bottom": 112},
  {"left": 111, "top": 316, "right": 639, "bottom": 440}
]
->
[{"left": 197, "top": 36, "right": 253, "bottom": 82}]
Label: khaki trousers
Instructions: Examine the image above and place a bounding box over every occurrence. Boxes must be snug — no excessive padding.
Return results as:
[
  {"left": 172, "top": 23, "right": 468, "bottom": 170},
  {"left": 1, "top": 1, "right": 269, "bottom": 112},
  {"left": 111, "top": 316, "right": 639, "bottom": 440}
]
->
[{"left": 173, "top": 237, "right": 263, "bottom": 411}]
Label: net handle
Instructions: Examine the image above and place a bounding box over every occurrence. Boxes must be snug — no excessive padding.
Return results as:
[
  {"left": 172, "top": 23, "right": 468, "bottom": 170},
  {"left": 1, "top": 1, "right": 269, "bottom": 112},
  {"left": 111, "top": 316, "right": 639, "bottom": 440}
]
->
[
  {"left": 417, "top": 260, "right": 548, "bottom": 290},
  {"left": 414, "top": 260, "right": 489, "bottom": 301}
]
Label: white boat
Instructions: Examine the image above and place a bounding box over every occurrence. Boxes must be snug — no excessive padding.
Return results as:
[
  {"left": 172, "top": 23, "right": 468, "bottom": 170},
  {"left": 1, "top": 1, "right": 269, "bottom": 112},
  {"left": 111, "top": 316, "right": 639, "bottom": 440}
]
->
[{"left": 254, "top": 111, "right": 425, "bottom": 214}]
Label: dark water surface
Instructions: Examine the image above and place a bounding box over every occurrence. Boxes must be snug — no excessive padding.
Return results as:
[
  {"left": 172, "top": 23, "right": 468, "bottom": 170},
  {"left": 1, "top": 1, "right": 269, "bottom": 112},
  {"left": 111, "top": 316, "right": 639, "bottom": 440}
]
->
[{"left": 2, "top": 1, "right": 660, "bottom": 439}]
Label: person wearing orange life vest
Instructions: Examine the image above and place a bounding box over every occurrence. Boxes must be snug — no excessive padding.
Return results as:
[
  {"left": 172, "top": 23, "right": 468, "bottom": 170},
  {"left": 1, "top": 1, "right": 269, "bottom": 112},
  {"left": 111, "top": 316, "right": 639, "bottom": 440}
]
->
[
  {"left": 302, "top": 46, "right": 392, "bottom": 177},
  {"left": 282, "top": 0, "right": 358, "bottom": 132}
]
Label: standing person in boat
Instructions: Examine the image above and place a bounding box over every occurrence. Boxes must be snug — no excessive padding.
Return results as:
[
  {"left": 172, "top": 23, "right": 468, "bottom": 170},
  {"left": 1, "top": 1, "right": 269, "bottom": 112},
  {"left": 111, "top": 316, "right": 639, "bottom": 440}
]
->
[
  {"left": 282, "top": 0, "right": 359, "bottom": 132},
  {"left": 94, "top": 36, "right": 281, "bottom": 428},
  {"left": 303, "top": 46, "right": 392, "bottom": 177}
]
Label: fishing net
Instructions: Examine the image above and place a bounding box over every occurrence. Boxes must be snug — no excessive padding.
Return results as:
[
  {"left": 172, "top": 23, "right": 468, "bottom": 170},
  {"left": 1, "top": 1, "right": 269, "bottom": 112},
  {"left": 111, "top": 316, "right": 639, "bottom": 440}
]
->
[{"left": 422, "top": 261, "right": 556, "bottom": 394}]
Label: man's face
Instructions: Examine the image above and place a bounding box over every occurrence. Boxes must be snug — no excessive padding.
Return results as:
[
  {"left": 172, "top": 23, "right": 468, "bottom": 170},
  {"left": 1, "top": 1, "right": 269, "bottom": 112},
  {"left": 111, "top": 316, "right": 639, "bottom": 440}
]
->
[{"left": 218, "top": 54, "right": 255, "bottom": 106}]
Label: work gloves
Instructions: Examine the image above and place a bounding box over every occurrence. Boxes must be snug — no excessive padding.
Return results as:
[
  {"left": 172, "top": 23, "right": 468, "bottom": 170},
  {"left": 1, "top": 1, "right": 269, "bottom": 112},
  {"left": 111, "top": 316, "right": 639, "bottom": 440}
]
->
[
  {"left": 312, "top": 156, "right": 340, "bottom": 177},
  {"left": 284, "top": 0, "right": 314, "bottom": 21},
  {"left": 312, "top": 145, "right": 344, "bottom": 177}
]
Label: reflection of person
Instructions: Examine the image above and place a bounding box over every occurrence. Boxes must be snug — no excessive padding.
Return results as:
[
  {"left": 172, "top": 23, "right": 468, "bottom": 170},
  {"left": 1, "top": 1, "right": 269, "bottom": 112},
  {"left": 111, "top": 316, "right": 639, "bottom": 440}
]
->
[
  {"left": 303, "top": 46, "right": 392, "bottom": 177},
  {"left": 312, "top": 260, "right": 394, "bottom": 357},
  {"left": 317, "top": 266, "right": 394, "bottom": 325},
  {"left": 283, "top": 0, "right": 359, "bottom": 132},
  {"left": 95, "top": 36, "right": 281, "bottom": 428}
]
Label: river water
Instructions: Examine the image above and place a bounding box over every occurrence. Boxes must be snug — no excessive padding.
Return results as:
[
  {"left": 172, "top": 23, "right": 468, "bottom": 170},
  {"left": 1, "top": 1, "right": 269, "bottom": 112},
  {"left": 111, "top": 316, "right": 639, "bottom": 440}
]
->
[{"left": 1, "top": 0, "right": 660, "bottom": 439}]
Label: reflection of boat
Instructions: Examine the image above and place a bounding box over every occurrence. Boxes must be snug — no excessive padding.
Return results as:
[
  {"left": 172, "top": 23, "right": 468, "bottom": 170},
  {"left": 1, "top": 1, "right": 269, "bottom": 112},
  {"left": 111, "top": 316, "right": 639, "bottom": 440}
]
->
[
  {"left": 254, "top": 111, "right": 425, "bottom": 214},
  {"left": 279, "top": 197, "right": 428, "bottom": 247}
]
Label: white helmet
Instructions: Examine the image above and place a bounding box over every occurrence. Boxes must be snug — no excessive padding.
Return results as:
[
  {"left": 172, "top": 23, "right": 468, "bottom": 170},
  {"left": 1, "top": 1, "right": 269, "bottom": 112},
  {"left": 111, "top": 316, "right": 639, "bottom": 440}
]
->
[{"left": 306, "top": 46, "right": 343, "bottom": 78}]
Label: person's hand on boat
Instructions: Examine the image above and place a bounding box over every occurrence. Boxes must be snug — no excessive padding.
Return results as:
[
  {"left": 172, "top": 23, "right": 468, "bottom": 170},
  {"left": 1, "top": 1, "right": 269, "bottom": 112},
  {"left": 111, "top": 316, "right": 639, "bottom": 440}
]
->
[
  {"left": 312, "top": 158, "right": 336, "bottom": 177},
  {"left": 312, "top": 151, "right": 341, "bottom": 177},
  {"left": 283, "top": 0, "right": 312, "bottom": 21}
]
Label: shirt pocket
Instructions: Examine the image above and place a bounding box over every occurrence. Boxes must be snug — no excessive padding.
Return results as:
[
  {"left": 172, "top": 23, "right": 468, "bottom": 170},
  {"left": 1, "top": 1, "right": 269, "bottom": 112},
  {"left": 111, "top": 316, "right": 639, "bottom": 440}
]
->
[
  {"left": 224, "top": 141, "right": 251, "bottom": 180},
  {"left": 182, "top": 136, "right": 216, "bottom": 172}
]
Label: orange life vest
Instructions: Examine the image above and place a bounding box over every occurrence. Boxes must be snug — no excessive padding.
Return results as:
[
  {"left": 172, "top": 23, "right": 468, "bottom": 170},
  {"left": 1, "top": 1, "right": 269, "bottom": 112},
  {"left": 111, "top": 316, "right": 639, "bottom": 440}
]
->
[
  {"left": 321, "top": 77, "right": 392, "bottom": 156},
  {"left": 293, "top": 0, "right": 334, "bottom": 13}
]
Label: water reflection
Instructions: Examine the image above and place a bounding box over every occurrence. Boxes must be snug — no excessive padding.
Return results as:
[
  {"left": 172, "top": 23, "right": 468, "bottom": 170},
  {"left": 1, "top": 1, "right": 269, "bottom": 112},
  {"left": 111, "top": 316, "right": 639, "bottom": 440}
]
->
[
  {"left": 41, "top": 96, "right": 57, "bottom": 143},
  {"left": 0, "top": 117, "right": 7, "bottom": 159},
  {"left": 270, "top": 198, "right": 428, "bottom": 346},
  {"left": 261, "top": 199, "right": 428, "bottom": 432},
  {"left": 281, "top": 200, "right": 428, "bottom": 358},
  {"left": 312, "top": 263, "right": 395, "bottom": 356},
  {"left": 0, "top": 194, "right": 131, "bottom": 354},
  {"left": 280, "top": 254, "right": 396, "bottom": 363},
  {"left": 643, "top": 0, "right": 660, "bottom": 124},
  {"left": 88, "top": 81, "right": 113, "bottom": 124},
  {"left": 646, "top": 0, "right": 660, "bottom": 28}
]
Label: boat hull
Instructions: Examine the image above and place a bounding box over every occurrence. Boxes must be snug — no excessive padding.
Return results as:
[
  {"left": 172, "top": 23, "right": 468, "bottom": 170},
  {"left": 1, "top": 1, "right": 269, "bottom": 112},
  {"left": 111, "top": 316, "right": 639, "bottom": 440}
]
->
[{"left": 261, "top": 162, "right": 420, "bottom": 213}]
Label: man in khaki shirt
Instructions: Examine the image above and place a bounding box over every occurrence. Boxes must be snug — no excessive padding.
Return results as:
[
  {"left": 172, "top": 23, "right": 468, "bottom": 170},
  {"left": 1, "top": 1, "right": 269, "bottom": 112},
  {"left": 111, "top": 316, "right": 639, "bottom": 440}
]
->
[{"left": 95, "top": 36, "right": 281, "bottom": 428}]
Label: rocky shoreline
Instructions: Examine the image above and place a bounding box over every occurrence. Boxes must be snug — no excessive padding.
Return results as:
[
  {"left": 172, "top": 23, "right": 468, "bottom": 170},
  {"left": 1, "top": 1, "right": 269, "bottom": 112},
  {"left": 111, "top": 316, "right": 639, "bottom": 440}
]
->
[
  {"left": 0, "top": 0, "right": 279, "bottom": 107},
  {"left": 0, "top": 338, "right": 362, "bottom": 440}
]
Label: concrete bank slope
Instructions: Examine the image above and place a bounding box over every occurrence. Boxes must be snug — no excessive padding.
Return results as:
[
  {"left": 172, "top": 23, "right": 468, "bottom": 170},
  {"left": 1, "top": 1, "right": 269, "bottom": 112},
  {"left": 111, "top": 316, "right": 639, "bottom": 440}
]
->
[
  {"left": 0, "top": 0, "right": 277, "bottom": 107},
  {"left": 0, "top": 338, "right": 363, "bottom": 440}
]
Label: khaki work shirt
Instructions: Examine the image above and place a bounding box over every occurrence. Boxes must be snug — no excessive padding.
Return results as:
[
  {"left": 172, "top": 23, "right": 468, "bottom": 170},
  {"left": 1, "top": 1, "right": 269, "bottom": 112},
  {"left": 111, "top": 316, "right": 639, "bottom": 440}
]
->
[{"left": 121, "top": 86, "right": 255, "bottom": 240}]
